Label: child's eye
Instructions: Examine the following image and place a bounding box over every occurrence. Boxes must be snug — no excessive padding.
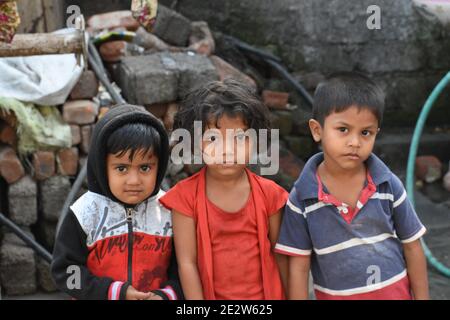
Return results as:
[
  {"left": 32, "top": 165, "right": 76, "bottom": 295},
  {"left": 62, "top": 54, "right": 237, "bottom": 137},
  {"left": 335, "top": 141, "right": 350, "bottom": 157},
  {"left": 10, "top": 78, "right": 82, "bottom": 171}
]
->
[
  {"left": 140, "top": 165, "right": 151, "bottom": 172},
  {"left": 235, "top": 134, "right": 246, "bottom": 141},
  {"left": 338, "top": 127, "right": 348, "bottom": 133},
  {"left": 116, "top": 166, "right": 127, "bottom": 173},
  {"left": 362, "top": 130, "right": 372, "bottom": 137}
]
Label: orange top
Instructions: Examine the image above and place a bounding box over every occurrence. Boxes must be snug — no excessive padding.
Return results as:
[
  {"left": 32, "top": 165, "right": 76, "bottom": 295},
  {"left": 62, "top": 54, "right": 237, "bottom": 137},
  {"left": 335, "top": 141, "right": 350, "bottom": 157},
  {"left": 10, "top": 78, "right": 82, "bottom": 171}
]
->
[{"left": 159, "top": 167, "right": 288, "bottom": 300}]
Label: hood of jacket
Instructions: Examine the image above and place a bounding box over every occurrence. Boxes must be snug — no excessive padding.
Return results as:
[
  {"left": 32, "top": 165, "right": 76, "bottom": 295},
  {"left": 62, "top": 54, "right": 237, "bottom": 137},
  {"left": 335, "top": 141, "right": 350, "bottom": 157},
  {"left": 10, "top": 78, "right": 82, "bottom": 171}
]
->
[{"left": 87, "top": 104, "right": 169, "bottom": 204}]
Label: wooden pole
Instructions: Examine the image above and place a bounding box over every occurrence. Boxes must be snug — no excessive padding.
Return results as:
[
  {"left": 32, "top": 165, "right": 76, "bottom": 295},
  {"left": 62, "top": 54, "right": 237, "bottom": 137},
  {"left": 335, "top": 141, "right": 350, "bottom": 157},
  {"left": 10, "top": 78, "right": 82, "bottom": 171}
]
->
[{"left": 0, "top": 32, "right": 84, "bottom": 57}]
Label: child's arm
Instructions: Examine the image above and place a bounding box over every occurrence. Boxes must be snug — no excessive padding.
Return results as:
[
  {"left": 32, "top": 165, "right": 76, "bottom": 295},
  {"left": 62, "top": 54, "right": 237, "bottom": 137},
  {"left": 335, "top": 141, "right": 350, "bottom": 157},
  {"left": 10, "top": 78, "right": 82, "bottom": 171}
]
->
[
  {"left": 269, "top": 209, "right": 288, "bottom": 293},
  {"left": 403, "top": 239, "right": 429, "bottom": 300},
  {"left": 172, "top": 210, "right": 204, "bottom": 299},
  {"left": 51, "top": 211, "right": 150, "bottom": 300},
  {"left": 288, "top": 255, "right": 311, "bottom": 300}
]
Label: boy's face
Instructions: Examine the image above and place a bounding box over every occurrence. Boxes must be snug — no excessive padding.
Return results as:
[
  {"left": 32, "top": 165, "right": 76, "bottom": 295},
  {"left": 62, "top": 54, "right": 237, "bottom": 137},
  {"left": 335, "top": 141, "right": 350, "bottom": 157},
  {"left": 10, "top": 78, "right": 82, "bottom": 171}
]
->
[
  {"left": 106, "top": 149, "right": 158, "bottom": 205},
  {"left": 309, "top": 106, "right": 380, "bottom": 171},
  {"left": 201, "top": 114, "right": 252, "bottom": 176}
]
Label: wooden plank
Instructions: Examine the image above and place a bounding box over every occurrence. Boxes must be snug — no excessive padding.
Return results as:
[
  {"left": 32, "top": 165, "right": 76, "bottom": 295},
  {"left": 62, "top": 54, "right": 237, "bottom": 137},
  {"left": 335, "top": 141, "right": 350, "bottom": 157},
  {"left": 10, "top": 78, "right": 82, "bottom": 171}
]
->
[{"left": 0, "top": 32, "right": 83, "bottom": 57}]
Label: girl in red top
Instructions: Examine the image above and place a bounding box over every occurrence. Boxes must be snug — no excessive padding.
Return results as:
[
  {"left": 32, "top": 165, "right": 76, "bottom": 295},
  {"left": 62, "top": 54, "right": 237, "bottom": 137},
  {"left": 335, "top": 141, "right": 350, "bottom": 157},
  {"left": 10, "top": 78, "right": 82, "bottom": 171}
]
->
[{"left": 159, "top": 79, "right": 289, "bottom": 300}]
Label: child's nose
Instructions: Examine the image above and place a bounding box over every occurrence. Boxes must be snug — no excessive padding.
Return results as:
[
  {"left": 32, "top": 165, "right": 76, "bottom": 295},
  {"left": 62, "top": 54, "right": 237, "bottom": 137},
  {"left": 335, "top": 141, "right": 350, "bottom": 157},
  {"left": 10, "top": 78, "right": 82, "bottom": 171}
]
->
[
  {"left": 126, "top": 170, "right": 141, "bottom": 185},
  {"left": 348, "top": 134, "right": 361, "bottom": 148}
]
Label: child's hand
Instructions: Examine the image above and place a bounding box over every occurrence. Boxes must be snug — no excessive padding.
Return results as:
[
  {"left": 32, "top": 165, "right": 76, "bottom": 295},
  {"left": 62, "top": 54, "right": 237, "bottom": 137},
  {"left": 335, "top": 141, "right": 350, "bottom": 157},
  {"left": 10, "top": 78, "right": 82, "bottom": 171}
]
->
[
  {"left": 145, "top": 292, "right": 163, "bottom": 300},
  {"left": 125, "top": 286, "right": 153, "bottom": 300}
]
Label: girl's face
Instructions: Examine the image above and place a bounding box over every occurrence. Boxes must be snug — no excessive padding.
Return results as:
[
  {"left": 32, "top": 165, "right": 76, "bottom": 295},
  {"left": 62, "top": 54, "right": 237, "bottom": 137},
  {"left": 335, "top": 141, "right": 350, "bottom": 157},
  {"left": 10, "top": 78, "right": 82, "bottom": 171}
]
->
[{"left": 201, "top": 114, "right": 253, "bottom": 176}]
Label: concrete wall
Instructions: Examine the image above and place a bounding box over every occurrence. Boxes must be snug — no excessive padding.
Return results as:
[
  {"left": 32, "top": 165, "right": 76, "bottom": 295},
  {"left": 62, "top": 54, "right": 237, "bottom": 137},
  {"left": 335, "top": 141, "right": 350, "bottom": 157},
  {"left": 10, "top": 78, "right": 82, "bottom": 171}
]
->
[{"left": 160, "top": 0, "right": 450, "bottom": 127}]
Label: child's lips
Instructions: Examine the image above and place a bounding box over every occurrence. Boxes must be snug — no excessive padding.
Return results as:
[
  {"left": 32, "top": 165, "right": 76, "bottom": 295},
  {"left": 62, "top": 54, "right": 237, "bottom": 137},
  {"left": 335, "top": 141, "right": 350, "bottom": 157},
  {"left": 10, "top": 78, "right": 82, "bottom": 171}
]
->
[
  {"left": 124, "top": 190, "right": 143, "bottom": 195},
  {"left": 343, "top": 153, "right": 360, "bottom": 160}
]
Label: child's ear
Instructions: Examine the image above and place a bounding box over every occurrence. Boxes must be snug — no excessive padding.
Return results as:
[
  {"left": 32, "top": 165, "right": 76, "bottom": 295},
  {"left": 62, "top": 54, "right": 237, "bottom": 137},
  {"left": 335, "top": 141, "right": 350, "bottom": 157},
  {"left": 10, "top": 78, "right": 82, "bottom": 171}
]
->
[{"left": 309, "top": 119, "right": 322, "bottom": 143}]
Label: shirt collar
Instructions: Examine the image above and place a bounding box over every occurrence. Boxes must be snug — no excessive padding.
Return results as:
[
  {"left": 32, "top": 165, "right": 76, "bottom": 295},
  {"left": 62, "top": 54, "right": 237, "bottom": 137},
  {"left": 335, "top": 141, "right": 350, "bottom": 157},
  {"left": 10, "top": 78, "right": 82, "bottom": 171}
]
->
[{"left": 295, "top": 152, "right": 392, "bottom": 201}]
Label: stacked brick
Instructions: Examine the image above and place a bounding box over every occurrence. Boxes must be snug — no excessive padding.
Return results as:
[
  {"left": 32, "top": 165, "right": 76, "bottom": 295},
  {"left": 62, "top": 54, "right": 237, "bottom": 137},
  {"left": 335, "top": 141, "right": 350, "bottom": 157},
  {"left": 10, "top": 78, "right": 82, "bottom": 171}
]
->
[{"left": 0, "top": 68, "right": 100, "bottom": 297}]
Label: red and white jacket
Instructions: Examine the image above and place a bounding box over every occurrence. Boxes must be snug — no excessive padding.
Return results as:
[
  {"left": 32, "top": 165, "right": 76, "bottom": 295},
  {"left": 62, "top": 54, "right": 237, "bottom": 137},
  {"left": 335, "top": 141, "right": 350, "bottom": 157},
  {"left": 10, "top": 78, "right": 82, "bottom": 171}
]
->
[{"left": 51, "top": 190, "right": 182, "bottom": 300}]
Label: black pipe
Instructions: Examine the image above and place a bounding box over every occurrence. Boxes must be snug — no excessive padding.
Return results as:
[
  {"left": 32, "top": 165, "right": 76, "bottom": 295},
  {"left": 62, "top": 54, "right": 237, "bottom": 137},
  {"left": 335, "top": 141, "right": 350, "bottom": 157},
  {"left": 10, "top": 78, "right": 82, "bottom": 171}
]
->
[
  {"left": 265, "top": 59, "right": 314, "bottom": 107},
  {"left": 88, "top": 42, "right": 126, "bottom": 105},
  {"left": 224, "top": 35, "right": 314, "bottom": 107},
  {"left": 223, "top": 35, "right": 282, "bottom": 64},
  {"left": 0, "top": 212, "right": 52, "bottom": 264},
  {"left": 55, "top": 158, "right": 87, "bottom": 234}
]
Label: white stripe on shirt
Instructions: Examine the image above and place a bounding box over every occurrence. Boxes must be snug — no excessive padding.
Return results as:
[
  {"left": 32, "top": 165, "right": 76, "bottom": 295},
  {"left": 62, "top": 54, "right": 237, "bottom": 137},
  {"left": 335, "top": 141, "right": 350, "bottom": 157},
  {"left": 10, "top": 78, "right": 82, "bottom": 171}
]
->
[
  {"left": 287, "top": 199, "right": 331, "bottom": 218},
  {"left": 275, "top": 243, "right": 312, "bottom": 256},
  {"left": 313, "top": 270, "right": 407, "bottom": 296},
  {"left": 370, "top": 192, "right": 394, "bottom": 201},
  {"left": 393, "top": 190, "right": 407, "bottom": 208},
  {"left": 313, "top": 233, "right": 397, "bottom": 255},
  {"left": 400, "top": 225, "right": 426, "bottom": 243}
]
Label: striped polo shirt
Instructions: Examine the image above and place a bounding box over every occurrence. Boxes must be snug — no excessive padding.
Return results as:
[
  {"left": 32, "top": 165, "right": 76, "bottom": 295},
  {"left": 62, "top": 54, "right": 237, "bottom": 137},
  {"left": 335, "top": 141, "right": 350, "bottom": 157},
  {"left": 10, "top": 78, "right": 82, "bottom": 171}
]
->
[{"left": 275, "top": 152, "right": 426, "bottom": 299}]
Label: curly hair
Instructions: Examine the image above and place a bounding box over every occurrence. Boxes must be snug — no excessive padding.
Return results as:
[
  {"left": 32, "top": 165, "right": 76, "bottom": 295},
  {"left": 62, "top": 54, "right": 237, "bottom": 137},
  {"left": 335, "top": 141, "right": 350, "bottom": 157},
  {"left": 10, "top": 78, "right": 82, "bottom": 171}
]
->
[{"left": 174, "top": 79, "right": 271, "bottom": 136}]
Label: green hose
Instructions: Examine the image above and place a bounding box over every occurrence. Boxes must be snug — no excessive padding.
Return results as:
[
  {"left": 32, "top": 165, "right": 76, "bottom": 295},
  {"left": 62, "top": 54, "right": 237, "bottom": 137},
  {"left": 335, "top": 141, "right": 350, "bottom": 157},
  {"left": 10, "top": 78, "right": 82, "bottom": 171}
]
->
[{"left": 406, "top": 71, "right": 450, "bottom": 278}]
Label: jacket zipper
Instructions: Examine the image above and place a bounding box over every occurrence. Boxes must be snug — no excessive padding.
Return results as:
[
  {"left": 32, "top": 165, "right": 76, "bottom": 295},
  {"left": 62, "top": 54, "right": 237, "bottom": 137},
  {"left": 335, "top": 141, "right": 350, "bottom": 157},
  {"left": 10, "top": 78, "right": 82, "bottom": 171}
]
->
[{"left": 126, "top": 207, "right": 134, "bottom": 285}]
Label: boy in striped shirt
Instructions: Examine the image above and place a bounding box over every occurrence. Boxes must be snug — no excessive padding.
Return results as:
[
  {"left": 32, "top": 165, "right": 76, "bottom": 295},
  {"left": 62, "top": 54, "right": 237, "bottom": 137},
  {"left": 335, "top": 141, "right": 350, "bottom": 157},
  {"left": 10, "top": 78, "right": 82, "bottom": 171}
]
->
[{"left": 275, "top": 72, "right": 429, "bottom": 300}]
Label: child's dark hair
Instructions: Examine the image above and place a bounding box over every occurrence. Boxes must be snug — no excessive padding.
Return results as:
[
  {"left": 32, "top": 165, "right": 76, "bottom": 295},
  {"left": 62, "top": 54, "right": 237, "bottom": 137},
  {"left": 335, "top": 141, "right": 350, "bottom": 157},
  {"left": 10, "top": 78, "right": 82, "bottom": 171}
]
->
[
  {"left": 312, "top": 72, "right": 385, "bottom": 126},
  {"left": 174, "top": 79, "right": 271, "bottom": 134},
  {"left": 106, "top": 122, "right": 162, "bottom": 160}
]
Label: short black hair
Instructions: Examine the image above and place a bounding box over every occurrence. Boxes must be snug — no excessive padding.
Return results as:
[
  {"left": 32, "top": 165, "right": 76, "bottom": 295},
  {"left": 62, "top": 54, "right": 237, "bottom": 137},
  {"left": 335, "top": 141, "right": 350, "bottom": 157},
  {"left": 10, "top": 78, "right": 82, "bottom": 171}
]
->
[
  {"left": 106, "top": 122, "right": 162, "bottom": 161},
  {"left": 312, "top": 72, "right": 385, "bottom": 126},
  {"left": 174, "top": 79, "right": 271, "bottom": 134}
]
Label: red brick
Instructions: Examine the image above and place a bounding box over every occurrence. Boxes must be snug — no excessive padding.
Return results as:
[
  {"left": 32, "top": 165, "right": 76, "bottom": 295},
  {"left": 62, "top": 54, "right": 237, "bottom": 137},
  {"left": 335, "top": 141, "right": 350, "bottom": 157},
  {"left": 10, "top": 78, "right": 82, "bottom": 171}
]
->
[
  {"left": 0, "top": 123, "right": 17, "bottom": 147},
  {"left": 163, "top": 103, "right": 179, "bottom": 131},
  {"left": 57, "top": 148, "right": 79, "bottom": 176},
  {"left": 99, "top": 41, "right": 127, "bottom": 63},
  {"left": 87, "top": 11, "right": 139, "bottom": 32},
  {"left": 146, "top": 103, "right": 168, "bottom": 119},
  {"left": 209, "top": 55, "right": 257, "bottom": 90},
  {"left": 70, "top": 125, "right": 81, "bottom": 146},
  {"left": 415, "top": 155, "right": 442, "bottom": 183},
  {"left": 32, "top": 151, "right": 55, "bottom": 181},
  {"left": 70, "top": 70, "right": 99, "bottom": 100},
  {"left": 0, "top": 110, "right": 17, "bottom": 128},
  {"left": 262, "top": 90, "right": 289, "bottom": 109},
  {"left": 80, "top": 125, "right": 94, "bottom": 154},
  {"left": 0, "top": 146, "right": 25, "bottom": 184},
  {"left": 63, "top": 100, "right": 99, "bottom": 125}
]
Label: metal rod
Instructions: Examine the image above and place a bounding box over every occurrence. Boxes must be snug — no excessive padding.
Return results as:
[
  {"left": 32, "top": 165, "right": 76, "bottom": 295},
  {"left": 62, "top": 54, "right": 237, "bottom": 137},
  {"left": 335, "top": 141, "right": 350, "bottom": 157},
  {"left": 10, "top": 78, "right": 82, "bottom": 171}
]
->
[
  {"left": 88, "top": 42, "right": 126, "bottom": 105},
  {"left": 55, "top": 159, "right": 87, "bottom": 235},
  {"left": 0, "top": 213, "right": 52, "bottom": 263}
]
